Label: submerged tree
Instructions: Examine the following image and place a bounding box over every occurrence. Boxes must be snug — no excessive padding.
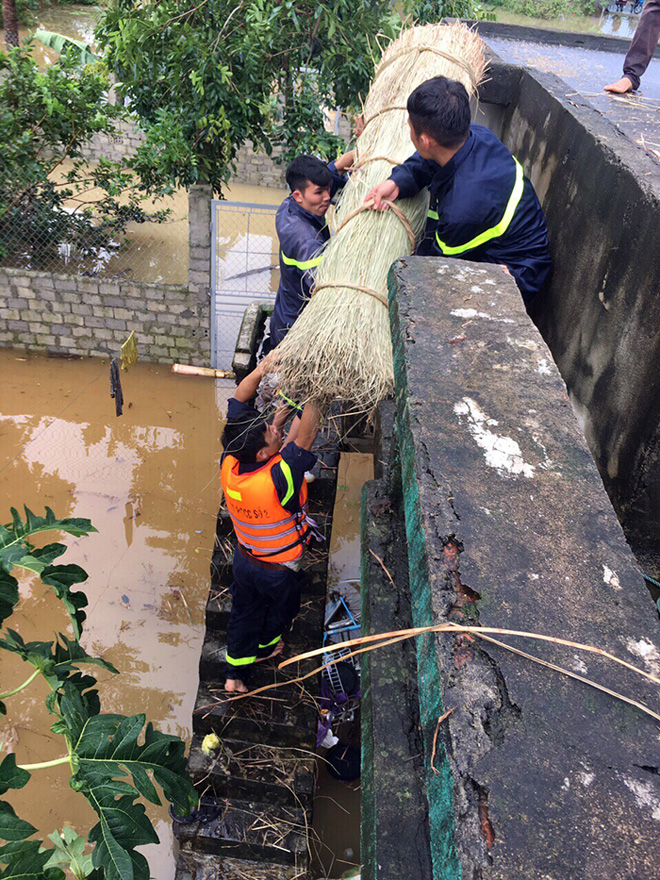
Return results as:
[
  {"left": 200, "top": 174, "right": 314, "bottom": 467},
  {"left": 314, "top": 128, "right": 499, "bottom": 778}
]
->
[
  {"left": 0, "top": 42, "right": 169, "bottom": 270},
  {"left": 96, "top": 0, "right": 403, "bottom": 194},
  {"left": 2, "top": 0, "right": 19, "bottom": 49}
]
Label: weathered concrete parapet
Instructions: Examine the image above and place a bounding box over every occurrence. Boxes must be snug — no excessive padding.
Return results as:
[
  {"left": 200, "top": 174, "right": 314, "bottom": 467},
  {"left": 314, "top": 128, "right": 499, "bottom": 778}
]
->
[
  {"left": 476, "top": 59, "right": 660, "bottom": 570},
  {"left": 369, "top": 256, "right": 660, "bottom": 878}
]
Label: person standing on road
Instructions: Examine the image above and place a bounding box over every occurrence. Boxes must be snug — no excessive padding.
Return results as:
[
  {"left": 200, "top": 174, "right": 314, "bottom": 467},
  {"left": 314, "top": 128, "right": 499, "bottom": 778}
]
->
[{"left": 605, "top": 0, "right": 660, "bottom": 93}]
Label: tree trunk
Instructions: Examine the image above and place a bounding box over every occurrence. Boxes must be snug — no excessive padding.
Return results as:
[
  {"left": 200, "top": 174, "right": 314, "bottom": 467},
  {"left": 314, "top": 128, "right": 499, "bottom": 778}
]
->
[{"left": 3, "top": 0, "right": 20, "bottom": 49}]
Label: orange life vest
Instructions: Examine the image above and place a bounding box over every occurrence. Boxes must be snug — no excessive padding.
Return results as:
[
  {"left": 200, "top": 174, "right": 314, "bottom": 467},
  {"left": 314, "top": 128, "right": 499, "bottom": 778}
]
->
[{"left": 220, "top": 453, "right": 310, "bottom": 564}]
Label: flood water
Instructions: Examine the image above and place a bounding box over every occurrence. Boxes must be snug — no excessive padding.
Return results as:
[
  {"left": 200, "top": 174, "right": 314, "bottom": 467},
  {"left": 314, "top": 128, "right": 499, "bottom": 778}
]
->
[
  {"left": 486, "top": 7, "right": 641, "bottom": 39},
  {"left": 311, "top": 453, "right": 373, "bottom": 879},
  {"left": 0, "top": 350, "right": 228, "bottom": 879}
]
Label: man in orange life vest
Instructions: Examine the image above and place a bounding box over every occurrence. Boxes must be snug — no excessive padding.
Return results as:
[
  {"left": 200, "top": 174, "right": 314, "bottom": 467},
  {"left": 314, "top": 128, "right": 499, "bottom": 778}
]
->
[{"left": 220, "top": 360, "right": 320, "bottom": 694}]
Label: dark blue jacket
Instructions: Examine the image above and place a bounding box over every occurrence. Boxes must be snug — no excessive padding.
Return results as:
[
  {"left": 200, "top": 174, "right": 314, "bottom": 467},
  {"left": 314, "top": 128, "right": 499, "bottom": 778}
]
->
[
  {"left": 269, "top": 161, "right": 346, "bottom": 347},
  {"left": 390, "top": 125, "right": 551, "bottom": 301}
]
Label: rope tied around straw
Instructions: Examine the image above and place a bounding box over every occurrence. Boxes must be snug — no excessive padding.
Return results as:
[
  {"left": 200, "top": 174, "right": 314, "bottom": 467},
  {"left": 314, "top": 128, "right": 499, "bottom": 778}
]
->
[
  {"left": 374, "top": 43, "right": 479, "bottom": 92},
  {"left": 313, "top": 198, "right": 416, "bottom": 308},
  {"left": 331, "top": 198, "right": 416, "bottom": 253},
  {"left": 313, "top": 282, "right": 388, "bottom": 308},
  {"left": 352, "top": 154, "right": 401, "bottom": 170},
  {"left": 361, "top": 104, "right": 409, "bottom": 134}
]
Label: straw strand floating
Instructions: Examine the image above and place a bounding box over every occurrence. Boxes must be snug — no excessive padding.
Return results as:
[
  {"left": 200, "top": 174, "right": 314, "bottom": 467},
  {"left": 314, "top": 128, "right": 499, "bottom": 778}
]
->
[{"left": 271, "top": 22, "right": 486, "bottom": 414}]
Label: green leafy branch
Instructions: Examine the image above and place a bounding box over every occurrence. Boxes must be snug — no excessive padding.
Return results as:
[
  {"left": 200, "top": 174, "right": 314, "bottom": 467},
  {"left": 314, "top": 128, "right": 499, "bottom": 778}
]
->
[{"left": 0, "top": 507, "right": 198, "bottom": 880}]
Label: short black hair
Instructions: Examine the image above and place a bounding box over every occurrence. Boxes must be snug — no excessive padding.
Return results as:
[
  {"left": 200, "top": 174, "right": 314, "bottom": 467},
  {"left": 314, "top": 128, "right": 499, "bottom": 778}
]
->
[
  {"left": 407, "top": 77, "right": 471, "bottom": 149},
  {"left": 222, "top": 408, "right": 268, "bottom": 464},
  {"left": 286, "top": 155, "right": 332, "bottom": 194}
]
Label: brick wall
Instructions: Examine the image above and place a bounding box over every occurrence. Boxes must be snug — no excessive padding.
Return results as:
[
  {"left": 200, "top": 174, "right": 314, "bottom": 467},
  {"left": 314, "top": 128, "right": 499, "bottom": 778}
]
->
[
  {"left": 0, "top": 268, "right": 210, "bottom": 365},
  {"left": 233, "top": 140, "right": 287, "bottom": 187},
  {"left": 74, "top": 114, "right": 353, "bottom": 185}
]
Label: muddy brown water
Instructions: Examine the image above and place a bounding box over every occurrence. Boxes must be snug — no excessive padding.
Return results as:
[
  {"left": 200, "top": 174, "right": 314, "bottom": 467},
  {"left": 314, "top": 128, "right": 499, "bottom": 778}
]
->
[
  {"left": 311, "top": 453, "right": 373, "bottom": 879},
  {"left": 0, "top": 350, "right": 230, "bottom": 879}
]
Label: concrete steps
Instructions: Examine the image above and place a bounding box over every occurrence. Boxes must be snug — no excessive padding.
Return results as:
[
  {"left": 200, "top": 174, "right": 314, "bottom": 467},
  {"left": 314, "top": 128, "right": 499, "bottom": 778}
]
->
[{"left": 175, "top": 439, "right": 338, "bottom": 880}]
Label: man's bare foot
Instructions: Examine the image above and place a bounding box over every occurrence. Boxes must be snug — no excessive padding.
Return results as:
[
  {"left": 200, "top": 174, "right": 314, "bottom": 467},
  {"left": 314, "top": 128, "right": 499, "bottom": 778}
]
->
[
  {"left": 255, "top": 641, "right": 285, "bottom": 662},
  {"left": 224, "top": 678, "right": 248, "bottom": 694},
  {"left": 604, "top": 76, "right": 633, "bottom": 94}
]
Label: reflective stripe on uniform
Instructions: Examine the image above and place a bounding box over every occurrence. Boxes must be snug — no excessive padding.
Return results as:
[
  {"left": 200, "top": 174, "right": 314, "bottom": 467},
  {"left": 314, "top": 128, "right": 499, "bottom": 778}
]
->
[
  {"left": 225, "top": 652, "right": 257, "bottom": 666},
  {"left": 435, "top": 157, "right": 524, "bottom": 256},
  {"left": 233, "top": 523, "right": 302, "bottom": 544},
  {"left": 279, "top": 460, "right": 295, "bottom": 506},
  {"left": 281, "top": 250, "right": 323, "bottom": 271},
  {"left": 428, "top": 208, "right": 439, "bottom": 220},
  {"left": 226, "top": 487, "right": 242, "bottom": 501},
  {"left": 258, "top": 634, "right": 281, "bottom": 649},
  {"left": 230, "top": 512, "right": 297, "bottom": 530}
]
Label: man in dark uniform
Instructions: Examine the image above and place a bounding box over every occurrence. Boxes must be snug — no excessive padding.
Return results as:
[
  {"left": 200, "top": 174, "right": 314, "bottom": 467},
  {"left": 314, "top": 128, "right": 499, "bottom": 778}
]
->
[
  {"left": 366, "top": 76, "right": 551, "bottom": 305},
  {"left": 267, "top": 151, "right": 354, "bottom": 349},
  {"left": 220, "top": 360, "right": 320, "bottom": 694}
]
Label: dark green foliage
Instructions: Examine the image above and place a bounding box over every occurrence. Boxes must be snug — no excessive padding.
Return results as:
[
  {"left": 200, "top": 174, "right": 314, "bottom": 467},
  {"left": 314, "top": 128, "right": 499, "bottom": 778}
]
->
[
  {"left": 414, "top": 0, "right": 485, "bottom": 23},
  {"left": 0, "top": 757, "right": 30, "bottom": 797},
  {"left": 96, "top": 0, "right": 401, "bottom": 193},
  {"left": 0, "top": 507, "right": 198, "bottom": 880},
  {"left": 0, "top": 43, "right": 170, "bottom": 269},
  {"left": 0, "top": 507, "right": 95, "bottom": 635}
]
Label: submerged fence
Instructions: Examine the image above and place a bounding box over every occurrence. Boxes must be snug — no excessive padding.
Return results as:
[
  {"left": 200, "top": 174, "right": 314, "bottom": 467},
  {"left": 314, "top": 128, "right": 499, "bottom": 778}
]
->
[
  {"left": 211, "top": 200, "right": 279, "bottom": 370},
  {"left": 0, "top": 183, "right": 189, "bottom": 287}
]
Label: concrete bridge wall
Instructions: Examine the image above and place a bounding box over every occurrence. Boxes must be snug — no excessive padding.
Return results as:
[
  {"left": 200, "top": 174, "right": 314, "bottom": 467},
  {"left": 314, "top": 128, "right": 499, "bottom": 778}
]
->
[
  {"left": 478, "top": 62, "right": 660, "bottom": 567},
  {"left": 361, "top": 257, "right": 660, "bottom": 879}
]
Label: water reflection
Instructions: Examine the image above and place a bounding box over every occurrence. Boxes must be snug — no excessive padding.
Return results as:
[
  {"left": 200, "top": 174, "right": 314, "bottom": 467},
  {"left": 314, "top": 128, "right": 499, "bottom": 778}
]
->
[{"left": 0, "top": 350, "right": 224, "bottom": 880}]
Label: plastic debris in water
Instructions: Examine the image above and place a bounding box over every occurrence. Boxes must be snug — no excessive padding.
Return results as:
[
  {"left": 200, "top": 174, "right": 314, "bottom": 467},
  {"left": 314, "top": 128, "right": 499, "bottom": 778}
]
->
[{"left": 120, "top": 331, "right": 138, "bottom": 371}]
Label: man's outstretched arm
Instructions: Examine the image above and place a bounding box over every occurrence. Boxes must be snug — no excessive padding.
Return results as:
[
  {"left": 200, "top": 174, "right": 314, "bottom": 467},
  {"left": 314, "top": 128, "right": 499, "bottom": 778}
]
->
[{"left": 234, "top": 359, "right": 268, "bottom": 403}]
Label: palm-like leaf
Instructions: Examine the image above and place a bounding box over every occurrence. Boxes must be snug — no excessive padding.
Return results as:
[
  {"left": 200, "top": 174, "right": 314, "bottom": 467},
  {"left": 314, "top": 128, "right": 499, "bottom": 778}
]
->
[
  {"left": 53, "top": 686, "right": 197, "bottom": 880},
  {"left": 33, "top": 30, "right": 99, "bottom": 66},
  {"left": 0, "top": 508, "right": 96, "bottom": 636}
]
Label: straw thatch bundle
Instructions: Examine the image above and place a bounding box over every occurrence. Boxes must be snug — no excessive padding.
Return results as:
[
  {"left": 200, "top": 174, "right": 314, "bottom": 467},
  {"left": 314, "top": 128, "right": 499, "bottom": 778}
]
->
[{"left": 269, "top": 22, "right": 486, "bottom": 414}]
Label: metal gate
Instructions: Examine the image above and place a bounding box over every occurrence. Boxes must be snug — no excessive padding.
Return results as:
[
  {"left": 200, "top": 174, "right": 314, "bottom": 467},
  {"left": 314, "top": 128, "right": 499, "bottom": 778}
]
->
[{"left": 210, "top": 200, "right": 279, "bottom": 370}]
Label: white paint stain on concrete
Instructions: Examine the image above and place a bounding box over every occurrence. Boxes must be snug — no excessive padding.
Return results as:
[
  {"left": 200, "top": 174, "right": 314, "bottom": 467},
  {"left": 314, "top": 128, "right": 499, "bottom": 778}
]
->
[
  {"left": 454, "top": 398, "right": 535, "bottom": 479},
  {"left": 623, "top": 777, "right": 660, "bottom": 821},
  {"left": 577, "top": 770, "right": 595, "bottom": 787},
  {"left": 572, "top": 655, "right": 588, "bottom": 674},
  {"left": 537, "top": 358, "right": 552, "bottom": 375},
  {"left": 603, "top": 565, "right": 622, "bottom": 591},
  {"left": 508, "top": 337, "right": 538, "bottom": 351},
  {"left": 450, "top": 308, "right": 515, "bottom": 324},
  {"left": 625, "top": 638, "right": 660, "bottom": 677},
  {"left": 470, "top": 285, "right": 483, "bottom": 294}
]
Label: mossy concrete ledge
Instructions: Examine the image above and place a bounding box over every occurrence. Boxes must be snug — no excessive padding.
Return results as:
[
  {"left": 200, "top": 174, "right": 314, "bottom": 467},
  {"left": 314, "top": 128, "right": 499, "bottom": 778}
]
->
[{"left": 381, "top": 256, "right": 660, "bottom": 879}]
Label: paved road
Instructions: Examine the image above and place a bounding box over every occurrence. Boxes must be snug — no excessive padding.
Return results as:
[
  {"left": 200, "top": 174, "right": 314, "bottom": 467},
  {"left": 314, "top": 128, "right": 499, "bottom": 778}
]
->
[{"left": 486, "top": 36, "right": 660, "bottom": 158}]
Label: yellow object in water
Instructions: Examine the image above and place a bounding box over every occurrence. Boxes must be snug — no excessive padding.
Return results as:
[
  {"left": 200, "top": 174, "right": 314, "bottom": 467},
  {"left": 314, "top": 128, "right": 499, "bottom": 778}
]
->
[
  {"left": 201, "top": 733, "right": 221, "bottom": 756},
  {"left": 120, "top": 331, "right": 138, "bottom": 371}
]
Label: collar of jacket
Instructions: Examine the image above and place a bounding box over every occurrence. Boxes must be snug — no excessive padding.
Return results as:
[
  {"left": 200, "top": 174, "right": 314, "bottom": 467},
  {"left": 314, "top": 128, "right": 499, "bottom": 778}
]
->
[
  {"left": 434, "top": 128, "right": 476, "bottom": 182},
  {"left": 285, "top": 195, "right": 327, "bottom": 231}
]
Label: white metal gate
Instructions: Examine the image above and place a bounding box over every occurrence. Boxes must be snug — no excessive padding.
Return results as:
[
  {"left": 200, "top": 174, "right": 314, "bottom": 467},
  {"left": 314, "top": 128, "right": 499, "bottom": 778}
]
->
[{"left": 210, "top": 200, "right": 279, "bottom": 369}]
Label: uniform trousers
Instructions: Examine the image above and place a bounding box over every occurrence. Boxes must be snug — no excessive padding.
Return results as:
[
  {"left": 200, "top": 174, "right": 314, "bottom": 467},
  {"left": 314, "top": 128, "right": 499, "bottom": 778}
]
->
[
  {"left": 224, "top": 544, "right": 304, "bottom": 682},
  {"left": 624, "top": 0, "right": 660, "bottom": 89}
]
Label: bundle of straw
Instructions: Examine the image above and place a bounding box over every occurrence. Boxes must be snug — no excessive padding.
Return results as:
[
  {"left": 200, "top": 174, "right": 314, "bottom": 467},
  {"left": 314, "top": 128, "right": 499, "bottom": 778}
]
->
[{"left": 270, "top": 23, "right": 486, "bottom": 414}]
